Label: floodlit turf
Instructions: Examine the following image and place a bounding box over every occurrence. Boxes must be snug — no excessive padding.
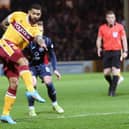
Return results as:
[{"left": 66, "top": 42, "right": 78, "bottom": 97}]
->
[{"left": 0, "top": 73, "right": 129, "bottom": 129}]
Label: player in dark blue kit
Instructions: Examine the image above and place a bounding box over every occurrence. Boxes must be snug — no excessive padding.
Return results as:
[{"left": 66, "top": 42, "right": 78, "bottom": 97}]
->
[{"left": 23, "top": 22, "right": 64, "bottom": 116}]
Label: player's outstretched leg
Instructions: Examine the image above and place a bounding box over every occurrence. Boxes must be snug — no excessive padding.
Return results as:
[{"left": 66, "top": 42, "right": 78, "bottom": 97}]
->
[
  {"left": 26, "top": 90, "right": 45, "bottom": 117},
  {"left": 18, "top": 65, "right": 45, "bottom": 103},
  {"left": 26, "top": 92, "right": 37, "bottom": 117},
  {"left": 16, "top": 56, "right": 45, "bottom": 103},
  {"left": 46, "top": 82, "right": 64, "bottom": 113}
]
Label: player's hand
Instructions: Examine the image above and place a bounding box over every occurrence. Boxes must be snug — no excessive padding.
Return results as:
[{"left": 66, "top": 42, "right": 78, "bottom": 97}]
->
[
  {"left": 97, "top": 48, "right": 102, "bottom": 57},
  {"left": 40, "top": 42, "right": 48, "bottom": 51},
  {"left": 54, "top": 70, "right": 61, "bottom": 80},
  {"left": 35, "top": 36, "right": 48, "bottom": 51},
  {"left": 120, "top": 51, "right": 128, "bottom": 61}
]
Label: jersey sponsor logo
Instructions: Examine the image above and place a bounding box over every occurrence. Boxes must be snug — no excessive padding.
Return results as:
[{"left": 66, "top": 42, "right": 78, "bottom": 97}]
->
[
  {"left": 12, "top": 21, "right": 33, "bottom": 41},
  {"left": 45, "top": 66, "right": 50, "bottom": 72},
  {"left": 39, "top": 47, "right": 44, "bottom": 52},
  {"left": 112, "top": 32, "right": 118, "bottom": 38}
]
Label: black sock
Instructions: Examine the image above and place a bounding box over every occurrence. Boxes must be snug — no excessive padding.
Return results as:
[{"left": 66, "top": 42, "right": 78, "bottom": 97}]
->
[
  {"left": 46, "top": 83, "right": 56, "bottom": 102},
  {"left": 112, "top": 75, "right": 119, "bottom": 91},
  {"left": 104, "top": 75, "right": 112, "bottom": 85}
]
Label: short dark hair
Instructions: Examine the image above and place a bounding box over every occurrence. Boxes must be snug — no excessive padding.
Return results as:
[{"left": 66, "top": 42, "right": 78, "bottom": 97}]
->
[
  {"left": 105, "top": 10, "right": 115, "bottom": 16},
  {"left": 29, "top": 4, "right": 42, "bottom": 11}
]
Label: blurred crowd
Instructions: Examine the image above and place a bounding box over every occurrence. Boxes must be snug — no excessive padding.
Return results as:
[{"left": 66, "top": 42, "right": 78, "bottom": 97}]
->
[{"left": 0, "top": 0, "right": 126, "bottom": 61}]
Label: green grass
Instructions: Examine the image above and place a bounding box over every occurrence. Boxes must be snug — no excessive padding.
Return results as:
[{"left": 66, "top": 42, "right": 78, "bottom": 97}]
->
[{"left": 0, "top": 73, "right": 129, "bottom": 129}]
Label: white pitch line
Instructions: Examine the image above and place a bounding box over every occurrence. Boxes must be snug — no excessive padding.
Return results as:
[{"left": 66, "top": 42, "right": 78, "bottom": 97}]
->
[{"left": 48, "top": 112, "right": 129, "bottom": 119}]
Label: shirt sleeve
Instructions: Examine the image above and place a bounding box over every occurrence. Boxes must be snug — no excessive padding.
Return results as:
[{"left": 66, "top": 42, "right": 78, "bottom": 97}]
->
[
  {"left": 47, "top": 39, "right": 57, "bottom": 71},
  {"left": 7, "top": 11, "right": 23, "bottom": 23},
  {"left": 98, "top": 26, "right": 103, "bottom": 38},
  {"left": 120, "top": 25, "right": 126, "bottom": 37},
  {"left": 48, "top": 48, "right": 57, "bottom": 71}
]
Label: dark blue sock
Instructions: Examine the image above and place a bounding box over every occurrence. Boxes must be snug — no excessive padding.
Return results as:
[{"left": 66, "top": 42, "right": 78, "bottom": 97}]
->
[
  {"left": 46, "top": 83, "right": 56, "bottom": 102},
  {"left": 26, "top": 87, "right": 36, "bottom": 106},
  {"left": 27, "top": 95, "right": 35, "bottom": 106}
]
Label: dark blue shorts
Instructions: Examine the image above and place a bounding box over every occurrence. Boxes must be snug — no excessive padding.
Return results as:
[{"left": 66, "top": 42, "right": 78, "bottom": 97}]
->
[{"left": 29, "top": 64, "right": 51, "bottom": 79}]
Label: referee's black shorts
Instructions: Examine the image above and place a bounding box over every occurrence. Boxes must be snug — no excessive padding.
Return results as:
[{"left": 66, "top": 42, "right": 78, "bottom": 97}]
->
[{"left": 102, "top": 50, "right": 121, "bottom": 69}]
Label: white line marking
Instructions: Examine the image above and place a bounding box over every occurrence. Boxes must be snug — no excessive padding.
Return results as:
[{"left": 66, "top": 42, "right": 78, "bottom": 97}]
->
[{"left": 48, "top": 112, "right": 129, "bottom": 119}]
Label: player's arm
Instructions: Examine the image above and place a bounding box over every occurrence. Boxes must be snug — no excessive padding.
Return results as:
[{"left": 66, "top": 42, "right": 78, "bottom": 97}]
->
[
  {"left": 48, "top": 48, "right": 57, "bottom": 71},
  {"left": 96, "top": 35, "right": 102, "bottom": 57},
  {"left": 0, "top": 12, "right": 19, "bottom": 30},
  {"left": 34, "top": 35, "right": 47, "bottom": 50},
  {"left": 33, "top": 24, "right": 47, "bottom": 50},
  {"left": 0, "top": 17, "right": 10, "bottom": 30},
  {"left": 48, "top": 44, "right": 61, "bottom": 80},
  {"left": 96, "top": 26, "right": 103, "bottom": 57},
  {"left": 121, "top": 34, "right": 128, "bottom": 60}
]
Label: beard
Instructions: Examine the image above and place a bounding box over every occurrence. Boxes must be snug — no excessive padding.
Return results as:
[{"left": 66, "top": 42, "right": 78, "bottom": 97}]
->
[{"left": 29, "top": 16, "right": 39, "bottom": 24}]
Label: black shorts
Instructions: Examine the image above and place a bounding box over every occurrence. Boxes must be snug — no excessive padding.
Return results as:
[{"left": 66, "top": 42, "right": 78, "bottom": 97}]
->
[{"left": 102, "top": 50, "right": 121, "bottom": 69}]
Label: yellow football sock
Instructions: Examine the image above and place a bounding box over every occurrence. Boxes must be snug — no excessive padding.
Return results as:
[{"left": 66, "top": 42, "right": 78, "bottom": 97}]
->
[
  {"left": 20, "top": 70, "right": 34, "bottom": 92},
  {"left": 2, "top": 95, "right": 16, "bottom": 115}
]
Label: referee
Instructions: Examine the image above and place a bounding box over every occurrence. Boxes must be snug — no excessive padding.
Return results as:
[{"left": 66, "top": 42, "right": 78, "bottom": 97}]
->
[{"left": 96, "top": 10, "right": 128, "bottom": 96}]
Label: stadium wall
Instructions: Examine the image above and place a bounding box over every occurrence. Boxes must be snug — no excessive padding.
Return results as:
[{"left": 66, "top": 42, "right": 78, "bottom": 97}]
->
[
  {"left": 0, "top": 60, "right": 128, "bottom": 75},
  {"left": 123, "top": 59, "right": 129, "bottom": 72},
  {"left": 54, "top": 60, "right": 127, "bottom": 74},
  {"left": 51, "top": 61, "right": 95, "bottom": 74}
]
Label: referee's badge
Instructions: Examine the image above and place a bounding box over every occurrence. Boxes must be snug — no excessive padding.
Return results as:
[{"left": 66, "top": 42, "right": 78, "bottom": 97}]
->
[{"left": 112, "top": 32, "right": 118, "bottom": 38}]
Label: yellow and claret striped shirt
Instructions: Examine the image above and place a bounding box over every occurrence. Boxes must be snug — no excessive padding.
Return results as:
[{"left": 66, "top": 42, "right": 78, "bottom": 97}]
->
[{"left": 2, "top": 11, "right": 42, "bottom": 49}]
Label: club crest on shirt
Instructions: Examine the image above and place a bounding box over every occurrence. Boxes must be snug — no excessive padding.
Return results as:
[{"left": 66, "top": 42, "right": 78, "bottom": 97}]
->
[
  {"left": 112, "top": 32, "right": 118, "bottom": 38},
  {"left": 39, "top": 47, "right": 44, "bottom": 52}
]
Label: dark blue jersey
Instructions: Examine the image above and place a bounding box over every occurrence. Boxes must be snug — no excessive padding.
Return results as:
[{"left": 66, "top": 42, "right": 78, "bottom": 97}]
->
[{"left": 23, "top": 36, "right": 57, "bottom": 71}]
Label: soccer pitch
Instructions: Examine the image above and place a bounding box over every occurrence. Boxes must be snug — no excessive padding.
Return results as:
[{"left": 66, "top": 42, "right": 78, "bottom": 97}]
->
[{"left": 0, "top": 73, "right": 129, "bottom": 129}]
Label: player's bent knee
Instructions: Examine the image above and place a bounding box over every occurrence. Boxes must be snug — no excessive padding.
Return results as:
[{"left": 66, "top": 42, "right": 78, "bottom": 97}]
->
[
  {"left": 9, "top": 77, "right": 18, "bottom": 89},
  {"left": 112, "top": 67, "right": 120, "bottom": 75},
  {"left": 17, "top": 57, "right": 29, "bottom": 66},
  {"left": 44, "top": 76, "right": 52, "bottom": 84},
  {"left": 104, "top": 68, "right": 111, "bottom": 75}
]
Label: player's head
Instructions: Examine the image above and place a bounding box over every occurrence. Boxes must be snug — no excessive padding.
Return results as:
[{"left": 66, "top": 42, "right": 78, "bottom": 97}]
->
[
  {"left": 105, "top": 10, "right": 116, "bottom": 26},
  {"left": 28, "top": 4, "right": 42, "bottom": 24}
]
